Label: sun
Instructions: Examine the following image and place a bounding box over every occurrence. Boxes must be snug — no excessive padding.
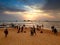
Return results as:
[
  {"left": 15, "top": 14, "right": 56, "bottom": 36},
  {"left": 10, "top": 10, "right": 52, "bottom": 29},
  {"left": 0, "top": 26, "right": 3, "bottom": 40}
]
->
[
  {"left": 24, "top": 15, "right": 38, "bottom": 20},
  {"left": 23, "top": 10, "right": 39, "bottom": 20},
  {"left": 22, "top": 6, "right": 44, "bottom": 20}
]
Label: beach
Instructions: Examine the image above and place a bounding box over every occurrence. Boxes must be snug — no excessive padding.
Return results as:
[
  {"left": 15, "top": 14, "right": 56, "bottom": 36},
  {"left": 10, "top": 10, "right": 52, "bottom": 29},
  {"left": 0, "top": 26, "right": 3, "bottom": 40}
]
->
[
  {"left": 0, "top": 28, "right": 60, "bottom": 45},
  {"left": 0, "top": 0, "right": 60, "bottom": 45}
]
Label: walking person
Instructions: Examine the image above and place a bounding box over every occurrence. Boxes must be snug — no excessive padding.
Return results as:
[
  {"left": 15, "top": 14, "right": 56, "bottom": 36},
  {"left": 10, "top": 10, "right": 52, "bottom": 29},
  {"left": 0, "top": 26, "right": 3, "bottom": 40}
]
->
[{"left": 4, "top": 28, "right": 8, "bottom": 37}]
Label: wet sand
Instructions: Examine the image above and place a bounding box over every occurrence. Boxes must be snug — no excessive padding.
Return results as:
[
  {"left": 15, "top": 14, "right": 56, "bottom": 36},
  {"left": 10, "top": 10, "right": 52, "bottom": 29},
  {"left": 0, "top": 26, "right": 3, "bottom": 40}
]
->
[{"left": 0, "top": 28, "right": 60, "bottom": 45}]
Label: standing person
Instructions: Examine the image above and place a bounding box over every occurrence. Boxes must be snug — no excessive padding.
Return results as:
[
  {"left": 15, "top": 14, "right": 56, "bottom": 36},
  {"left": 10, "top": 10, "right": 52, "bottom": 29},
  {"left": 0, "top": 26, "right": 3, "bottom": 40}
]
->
[
  {"left": 37, "top": 25, "right": 39, "bottom": 31},
  {"left": 23, "top": 24, "right": 25, "bottom": 27},
  {"left": 23, "top": 24, "right": 26, "bottom": 33},
  {"left": 51, "top": 26, "right": 54, "bottom": 32},
  {"left": 17, "top": 26, "right": 20, "bottom": 33},
  {"left": 54, "top": 28, "right": 58, "bottom": 35},
  {"left": 4, "top": 28, "right": 8, "bottom": 37},
  {"left": 21, "top": 26, "right": 24, "bottom": 32},
  {"left": 30, "top": 27, "right": 34, "bottom": 36},
  {"left": 33, "top": 26, "right": 36, "bottom": 35}
]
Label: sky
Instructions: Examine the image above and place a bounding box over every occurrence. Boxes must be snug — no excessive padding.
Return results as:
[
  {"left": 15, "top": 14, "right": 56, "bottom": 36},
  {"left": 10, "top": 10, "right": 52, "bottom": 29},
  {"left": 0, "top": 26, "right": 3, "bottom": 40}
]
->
[{"left": 0, "top": 0, "right": 60, "bottom": 21}]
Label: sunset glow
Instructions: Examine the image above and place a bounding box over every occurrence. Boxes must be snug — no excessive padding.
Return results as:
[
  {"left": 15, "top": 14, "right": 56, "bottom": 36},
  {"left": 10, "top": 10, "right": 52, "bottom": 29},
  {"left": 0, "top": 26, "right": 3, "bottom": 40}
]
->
[{"left": 4, "top": 7, "right": 54, "bottom": 20}]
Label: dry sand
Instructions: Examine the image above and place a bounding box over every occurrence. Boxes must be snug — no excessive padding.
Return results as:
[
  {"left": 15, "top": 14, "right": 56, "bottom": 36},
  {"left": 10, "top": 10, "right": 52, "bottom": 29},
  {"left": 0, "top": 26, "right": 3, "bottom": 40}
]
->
[{"left": 0, "top": 28, "right": 60, "bottom": 45}]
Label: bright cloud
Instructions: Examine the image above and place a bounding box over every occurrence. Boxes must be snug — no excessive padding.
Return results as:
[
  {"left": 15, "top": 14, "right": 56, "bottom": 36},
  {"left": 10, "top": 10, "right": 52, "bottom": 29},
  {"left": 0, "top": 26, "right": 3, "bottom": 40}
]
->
[{"left": 3, "top": 5, "right": 55, "bottom": 20}]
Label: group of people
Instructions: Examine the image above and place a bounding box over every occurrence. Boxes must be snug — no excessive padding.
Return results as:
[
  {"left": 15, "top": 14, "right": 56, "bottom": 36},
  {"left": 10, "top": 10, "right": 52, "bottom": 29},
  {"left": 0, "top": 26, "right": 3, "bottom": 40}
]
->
[
  {"left": 16, "top": 24, "right": 25, "bottom": 33},
  {"left": 4, "top": 24, "right": 58, "bottom": 37},
  {"left": 36, "top": 24, "right": 44, "bottom": 30},
  {"left": 51, "top": 26, "right": 58, "bottom": 35},
  {"left": 4, "top": 24, "right": 26, "bottom": 37}
]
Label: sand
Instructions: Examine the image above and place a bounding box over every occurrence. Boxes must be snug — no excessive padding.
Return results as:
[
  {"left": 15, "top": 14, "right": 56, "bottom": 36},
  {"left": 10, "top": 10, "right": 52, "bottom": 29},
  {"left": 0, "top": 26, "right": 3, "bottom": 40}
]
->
[{"left": 0, "top": 28, "right": 60, "bottom": 45}]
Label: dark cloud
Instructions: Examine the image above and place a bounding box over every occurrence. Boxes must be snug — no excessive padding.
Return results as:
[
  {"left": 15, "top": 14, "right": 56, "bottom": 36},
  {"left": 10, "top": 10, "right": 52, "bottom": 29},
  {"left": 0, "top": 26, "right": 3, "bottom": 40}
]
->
[
  {"left": 0, "top": 4, "right": 26, "bottom": 13},
  {"left": 43, "top": 0, "right": 60, "bottom": 10},
  {"left": 0, "top": 0, "right": 46, "bottom": 13},
  {"left": 0, "top": 7, "right": 25, "bottom": 13},
  {"left": 0, "top": 0, "right": 28, "bottom": 13}
]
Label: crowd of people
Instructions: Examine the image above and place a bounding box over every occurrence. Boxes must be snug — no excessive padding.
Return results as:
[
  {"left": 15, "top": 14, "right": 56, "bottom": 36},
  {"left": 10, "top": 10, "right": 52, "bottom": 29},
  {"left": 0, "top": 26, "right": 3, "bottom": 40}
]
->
[{"left": 4, "top": 24, "right": 58, "bottom": 37}]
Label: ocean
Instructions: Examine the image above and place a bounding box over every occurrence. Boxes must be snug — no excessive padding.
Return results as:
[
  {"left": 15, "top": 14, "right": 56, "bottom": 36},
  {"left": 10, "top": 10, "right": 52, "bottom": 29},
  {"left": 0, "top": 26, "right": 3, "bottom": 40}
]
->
[{"left": 0, "top": 21, "right": 60, "bottom": 32}]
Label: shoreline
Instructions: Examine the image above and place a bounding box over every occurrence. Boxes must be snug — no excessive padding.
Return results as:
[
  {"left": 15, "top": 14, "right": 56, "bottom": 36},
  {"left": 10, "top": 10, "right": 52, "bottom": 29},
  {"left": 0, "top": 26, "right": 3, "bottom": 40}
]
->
[{"left": 0, "top": 27, "right": 60, "bottom": 35}]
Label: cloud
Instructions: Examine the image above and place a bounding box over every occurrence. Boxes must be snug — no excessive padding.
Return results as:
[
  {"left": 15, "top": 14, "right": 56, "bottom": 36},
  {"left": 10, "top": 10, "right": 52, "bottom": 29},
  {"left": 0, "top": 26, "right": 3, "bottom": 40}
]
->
[
  {"left": 0, "top": 12, "right": 24, "bottom": 21},
  {"left": 43, "top": 0, "right": 60, "bottom": 10},
  {"left": 0, "top": 0, "right": 60, "bottom": 21},
  {"left": 0, "top": 3, "right": 26, "bottom": 13},
  {"left": 0, "top": 5, "right": 26, "bottom": 13},
  {"left": 41, "top": 0, "right": 60, "bottom": 21},
  {"left": 0, "top": 0, "right": 46, "bottom": 13}
]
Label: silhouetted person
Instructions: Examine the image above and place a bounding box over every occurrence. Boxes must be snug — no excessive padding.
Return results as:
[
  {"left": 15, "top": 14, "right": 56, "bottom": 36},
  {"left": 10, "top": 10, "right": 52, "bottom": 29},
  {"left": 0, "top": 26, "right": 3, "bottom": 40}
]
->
[
  {"left": 30, "top": 27, "right": 34, "bottom": 36},
  {"left": 54, "top": 28, "right": 57, "bottom": 35},
  {"left": 51, "top": 26, "right": 54, "bottom": 32},
  {"left": 4, "top": 28, "right": 8, "bottom": 37},
  {"left": 37, "top": 25, "right": 39, "bottom": 31},
  {"left": 17, "top": 26, "right": 20, "bottom": 33},
  {"left": 11, "top": 23, "right": 14, "bottom": 28},
  {"left": 21, "top": 26, "right": 24, "bottom": 32},
  {"left": 33, "top": 26, "right": 36, "bottom": 35},
  {"left": 23, "top": 24, "right": 25, "bottom": 27}
]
